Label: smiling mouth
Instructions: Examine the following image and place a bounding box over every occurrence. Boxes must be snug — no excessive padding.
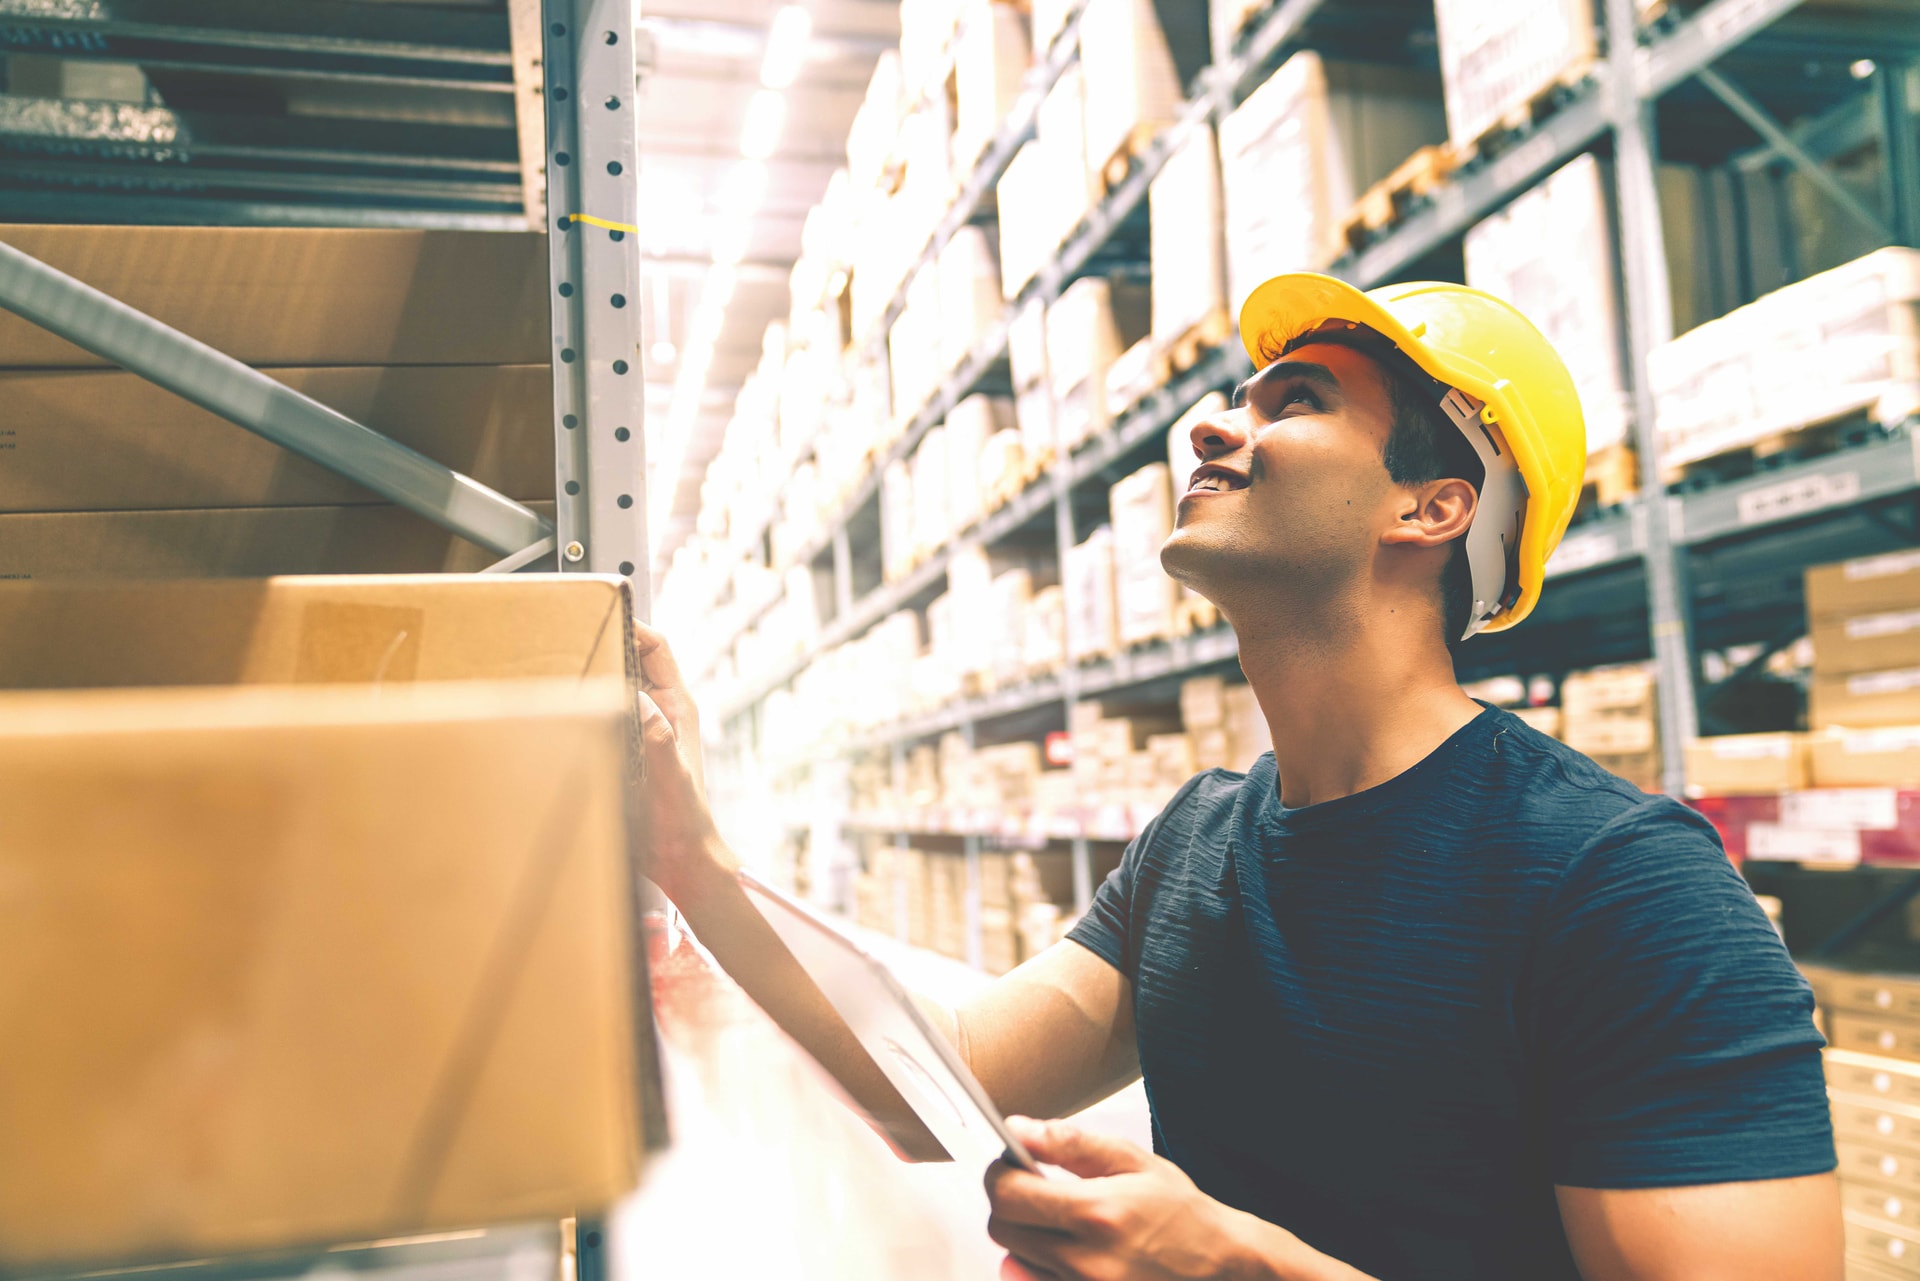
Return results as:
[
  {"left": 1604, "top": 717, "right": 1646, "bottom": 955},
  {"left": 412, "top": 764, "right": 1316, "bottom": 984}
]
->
[{"left": 1185, "top": 466, "right": 1247, "bottom": 495}]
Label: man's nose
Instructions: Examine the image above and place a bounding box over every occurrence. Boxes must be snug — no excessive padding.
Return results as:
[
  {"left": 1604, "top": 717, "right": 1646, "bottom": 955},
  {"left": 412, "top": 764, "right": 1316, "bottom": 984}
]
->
[{"left": 1190, "top": 410, "right": 1247, "bottom": 461}]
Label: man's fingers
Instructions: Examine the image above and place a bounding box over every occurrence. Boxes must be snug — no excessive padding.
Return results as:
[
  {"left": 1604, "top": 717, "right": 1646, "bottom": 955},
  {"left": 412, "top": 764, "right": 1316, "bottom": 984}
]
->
[
  {"left": 635, "top": 688, "right": 678, "bottom": 753},
  {"left": 1008, "top": 1116, "right": 1150, "bottom": 1179},
  {"left": 987, "top": 1220, "right": 1077, "bottom": 1277},
  {"left": 986, "top": 1162, "right": 1101, "bottom": 1233},
  {"left": 998, "top": 1254, "right": 1059, "bottom": 1281},
  {"left": 632, "top": 621, "right": 688, "bottom": 694}
]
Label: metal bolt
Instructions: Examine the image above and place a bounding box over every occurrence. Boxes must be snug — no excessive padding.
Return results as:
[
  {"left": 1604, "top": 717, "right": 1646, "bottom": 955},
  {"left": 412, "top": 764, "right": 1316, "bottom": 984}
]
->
[{"left": 564, "top": 540, "right": 586, "bottom": 563}]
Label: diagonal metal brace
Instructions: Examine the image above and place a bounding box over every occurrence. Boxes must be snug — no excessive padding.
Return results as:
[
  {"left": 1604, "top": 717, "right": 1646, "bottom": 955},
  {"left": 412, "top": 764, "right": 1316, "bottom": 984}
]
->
[
  {"left": 1697, "top": 65, "right": 1894, "bottom": 244},
  {"left": 0, "top": 238, "right": 554, "bottom": 557}
]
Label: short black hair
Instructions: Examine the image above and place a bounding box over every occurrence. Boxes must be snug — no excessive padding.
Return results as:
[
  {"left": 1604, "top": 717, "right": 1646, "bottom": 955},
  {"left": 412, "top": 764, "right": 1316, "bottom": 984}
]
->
[{"left": 1260, "top": 327, "right": 1485, "bottom": 646}]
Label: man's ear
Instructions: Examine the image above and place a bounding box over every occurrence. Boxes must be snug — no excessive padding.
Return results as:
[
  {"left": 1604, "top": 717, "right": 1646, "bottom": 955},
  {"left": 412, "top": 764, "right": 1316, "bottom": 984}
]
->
[{"left": 1380, "top": 478, "right": 1476, "bottom": 550}]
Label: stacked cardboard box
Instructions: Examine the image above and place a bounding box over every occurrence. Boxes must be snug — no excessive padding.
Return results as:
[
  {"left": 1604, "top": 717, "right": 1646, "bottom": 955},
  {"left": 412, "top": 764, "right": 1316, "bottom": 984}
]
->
[
  {"left": 1026, "top": 583, "right": 1069, "bottom": 675},
  {"left": 1464, "top": 154, "right": 1632, "bottom": 458},
  {"left": 1683, "top": 732, "right": 1811, "bottom": 796},
  {"left": 1218, "top": 53, "right": 1447, "bottom": 312},
  {"left": 952, "top": 0, "right": 1031, "bottom": 170},
  {"left": 882, "top": 459, "right": 916, "bottom": 582},
  {"left": 0, "top": 225, "right": 555, "bottom": 578},
  {"left": 1801, "top": 969, "right": 1920, "bottom": 1276},
  {"left": 1811, "top": 552, "right": 1920, "bottom": 740},
  {"left": 1077, "top": 0, "right": 1208, "bottom": 185},
  {"left": 890, "top": 265, "right": 948, "bottom": 424},
  {"left": 997, "top": 66, "right": 1098, "bottom": 297},
  {"left": 1047, "top": 275, "right": 1153, "bottom": 452},
  {"left": 1066, "top": 527, "right": 1121, "bottom": 662},
  {"left": 1649, "top": 248, "right": 1920, "bottom": 471},
  {"left": 938, "top": 225, "right": 1006, "bottom": 373},
  {"left": 1111, "top": 463, "right": 1181, "bottom": 646},
  {"left": 1561, "top": 664, "right": 1661, "bottom": 791},
  {"left": 1010, "top": 299, "right": 1058, "bottom": 471},
  {"left": 1431, "top": 0, "right": 1594, "bottom": 153},
  {"left": 1150, "top": 124, "right": 1230, "bottom": 353}
]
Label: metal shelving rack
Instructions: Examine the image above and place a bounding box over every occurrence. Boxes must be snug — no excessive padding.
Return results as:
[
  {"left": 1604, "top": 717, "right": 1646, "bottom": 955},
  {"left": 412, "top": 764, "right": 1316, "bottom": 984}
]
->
[
  {"left": 0, "top": 1, "right": 653, "bottom": 1277},
  {"left": 710, "top": 0, "right": 1920, "bottom": 958}
]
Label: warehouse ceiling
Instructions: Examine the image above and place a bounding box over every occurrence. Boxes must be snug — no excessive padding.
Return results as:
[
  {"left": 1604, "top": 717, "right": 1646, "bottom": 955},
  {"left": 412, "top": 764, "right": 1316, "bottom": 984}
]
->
[{"left": 0, "top": 0, "right": 893, "bottom": 577}]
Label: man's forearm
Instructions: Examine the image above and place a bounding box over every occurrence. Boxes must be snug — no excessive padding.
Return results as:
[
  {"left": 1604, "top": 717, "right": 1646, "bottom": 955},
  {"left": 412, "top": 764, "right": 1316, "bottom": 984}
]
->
[
  {"left": 1223, "top": 1208, "right": 1381, "bottom": 1281},
  {"left": 662, "top": 838, "right": 951, "bottom": 1160}
]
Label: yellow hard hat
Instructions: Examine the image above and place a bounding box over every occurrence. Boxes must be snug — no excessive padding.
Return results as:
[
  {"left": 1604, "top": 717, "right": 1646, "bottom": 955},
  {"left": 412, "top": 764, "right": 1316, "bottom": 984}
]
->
[{"left": 1239, "top": 273, "right": 1587, "bottom": 636}]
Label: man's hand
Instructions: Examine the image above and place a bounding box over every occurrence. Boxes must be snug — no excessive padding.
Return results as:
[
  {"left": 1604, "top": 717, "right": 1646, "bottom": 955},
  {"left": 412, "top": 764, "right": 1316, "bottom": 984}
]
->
[
  {"left": 631, "top": 621, "right": 730, "bottom": 902},
  {"left": 984, "top": 1118, "right": 1361, "bottom": 1281}
]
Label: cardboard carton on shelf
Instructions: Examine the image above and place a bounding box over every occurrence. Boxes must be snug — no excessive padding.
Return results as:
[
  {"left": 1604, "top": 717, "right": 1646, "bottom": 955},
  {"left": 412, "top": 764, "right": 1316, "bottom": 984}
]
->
[
  {"left": 951, "top": 0, "right": 1031, "bottom": 171},
  {"left": 1219, "top": 52, "right": 1447, "bottom": 311},
  {"left": 0, "top": 679, "right": 650, "bottom": 1271},
  {"left": 1110, "top": 462, "right": 1180, "bottom": 647},
  {"left": 1225, "top": 682, "right": 1272, "bottom": 769},
  {"left": 1833, "top": 1011, "right": 1920, "bottom": 1064},
  {"left": 937, "top": 225, "right": 1005, "bottom": 373},
  {"left": 1814, "top": 608, "right": 1920, "bottom": 678},
  {"left": 1812, "top": 727, "right": 1920, "bottom": 788},
  {"left": 1150, "top": 123, "right": 1229, "bottom": 353},
  {"left": 0, "top": 503, "right": 557, "bottom": 582},
  {"left": 1047, "top": 275, "right": 1153, "bottom": 452},
  {"left": 1838, "top": 1139, "right": 1920, "bottom": 1199},
  {"left": 1065, "top": 528, "right": 1120, "bottom": 663},
  {"left": 0, "top": 365, "right": 556, "bottom": 513},
  {"left": 1181, "top": 674, "right": 1226, "bottom": 730},
  {"left": 1827, "top": 1048, "right": 1920, "bottom": 1112},
  {"left": 1683, "top": 732, "right": 1809, "bottom": 795},
  {"left": 0, "top": 573, "right": 633, "bottom": 688},
  {"left": 1078, "top": 0, "right": 1208, "bottom": 187},
  {"left": 1510, "top": 705, "right": 1563, "bottom": 740},
  {"left": 1813, "top": 669, "right": 1920, "bottom": 732},
  {"left": 0, "top": 225, "right": 551, "bottom": 369},
  {"left": 1431, "top": 0, "right": 1595, "bottom": 154},
  {"left": 1025, "top": 583, "right": 1068, "bottom": 675},
  {"left": 1809, "top": 551, "right": 1920, "bottom": 621}
]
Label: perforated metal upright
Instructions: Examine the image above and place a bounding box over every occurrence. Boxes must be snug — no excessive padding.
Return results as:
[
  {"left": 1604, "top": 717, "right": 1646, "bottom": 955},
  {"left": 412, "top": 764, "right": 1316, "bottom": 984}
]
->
[{"left": 543, "top": 0, "right": 651, "bottom": 617}]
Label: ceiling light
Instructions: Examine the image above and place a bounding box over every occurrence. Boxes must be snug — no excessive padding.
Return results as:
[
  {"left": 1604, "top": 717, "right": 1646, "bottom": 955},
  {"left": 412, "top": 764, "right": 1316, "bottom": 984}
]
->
[
  {"left": 1852, "top": 59, "right": 1878, "bottom": 79},
  {"left": 740, "top": 89, "right": 786, "bottom": 160},
  {"left": 650, "top": 339, "right": 677, "bottom": 365},
  {"left": 710, "top": 215, "right": 753, "bottom": 265},
  {"left": 760, "top": 6, "right": 812, "bottom": 89}
]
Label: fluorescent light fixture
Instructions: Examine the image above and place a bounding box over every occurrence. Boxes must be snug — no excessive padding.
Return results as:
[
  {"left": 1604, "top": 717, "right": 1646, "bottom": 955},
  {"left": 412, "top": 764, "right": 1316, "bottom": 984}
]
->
[
  {"left": 740, "top": 89, "right": 786, "bottom": 160},
  {"left": 760, "top": 6, "right": 812, "bottom": 89},
  {"left": 1852, "top": 58, "right": 1878, "bottom": 79}
]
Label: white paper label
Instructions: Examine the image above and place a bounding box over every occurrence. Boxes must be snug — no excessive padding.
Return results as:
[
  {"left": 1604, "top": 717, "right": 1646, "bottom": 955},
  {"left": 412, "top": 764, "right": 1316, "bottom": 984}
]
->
[
  {"left": 1745, "top": 822, "right": 1862, "bottom": 864},
  {"left": 1850, "top": 667, "right": 1920, "bottom": 696},
  {"left": 1737, "top": 470, "right": 1861, "bottom": 525},
  {"left": 1547, "top": 530, "right": 1620, "bottom": 577},
  {"left": 1849, "top": 610, "right": 1920, "bottom": 639},
  {"left": 1847, "top": 549, "right": 1920, "bottom": 581},
  {"left": 1844, "top": 727, "right": 1920, "bottom": 754},
  {"left": 1781, "top": 788, "right": 1898, "bottom": 830},
  {"left": 1706, "top": 737, "right": 1791, "bottom": 761}
]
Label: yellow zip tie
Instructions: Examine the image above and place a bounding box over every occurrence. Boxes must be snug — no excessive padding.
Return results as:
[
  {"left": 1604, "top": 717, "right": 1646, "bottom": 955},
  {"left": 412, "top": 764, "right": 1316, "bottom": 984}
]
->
[{"left": 564, "top": 213, "right": 639, "bottom": 234}]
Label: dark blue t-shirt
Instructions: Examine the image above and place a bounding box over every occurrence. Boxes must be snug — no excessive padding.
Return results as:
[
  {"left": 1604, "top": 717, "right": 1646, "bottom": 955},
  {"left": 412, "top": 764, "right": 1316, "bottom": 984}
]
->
[{"left": 1067, "top": 706, "right": 1832, "bottom": 1281}]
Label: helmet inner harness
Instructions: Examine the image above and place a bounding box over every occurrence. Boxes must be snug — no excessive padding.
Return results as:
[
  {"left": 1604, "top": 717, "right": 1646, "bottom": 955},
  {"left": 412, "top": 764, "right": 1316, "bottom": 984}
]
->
[{"left": 1281, "top": 320, "right": 1529, "bottom": 641}]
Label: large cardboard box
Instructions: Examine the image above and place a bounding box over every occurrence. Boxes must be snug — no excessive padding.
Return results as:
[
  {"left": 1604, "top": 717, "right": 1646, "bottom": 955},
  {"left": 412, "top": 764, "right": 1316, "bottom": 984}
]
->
[
  {"left": 1047, "top": 276, "right": 1152, "bottom": 451},
  {"left": 1149, "top": 124, "right": 1229, "bottom": 349},
  {"left": 1065, "top": 528, "right": 1119, "bottom": 662},
  {"left": 0, "top": 573, "right": 632, "bottom": 689},
  {"left": 1840, "top": 1138, "right": 1920, "bottom": 1198},
  {"left": 1834, "top": 1012, "right": 1920, "bottom": 1064},
  {"left": 0, "top": 504, "right": 558, "bottom": 581},
  {"left": 0, "top": 226, "right": 550, "bottom": 368},
  {"left": 1683, "top": 732, "right": 1808, "bottom": 795},
  {"left": 1810, "top": 552, "right": 1920, "bottom": 622},
  {"left": 1817, "top": 610, "right": 1920, "bottom": 677},
  {"left": 952, "top": 0, "right": 1031, "bottom": 170},
  {"left": 0, "top": 679, "right": 650, "bottom": 1269},
  {"left": 1078, "top": 0, "right": 1208, "bottom": 180},
  {"left": 1431, "top": 0, "right": 1594, "bottom": 151},
  {"left": 1828, "top": 1048, "right": 1920, "bottom": 1112},
  {"left": 0, "top": 366, "right": 555, "bottom": 511},
  {"left": 1814, "top": 669, "right": 1920, "bottom": 731},
  {"left": 1110, "top": 462, "right": 1179, "bottom": 646},
  {"left": 1813, "top": 727, "right": 1920, "bottom": 789}
]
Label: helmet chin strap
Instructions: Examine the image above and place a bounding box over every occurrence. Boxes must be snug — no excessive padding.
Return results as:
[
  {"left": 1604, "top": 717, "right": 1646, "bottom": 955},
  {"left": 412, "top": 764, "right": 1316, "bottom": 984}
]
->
[{"left": 1436, "top": 387, "right": 1528, "bottom": 641}]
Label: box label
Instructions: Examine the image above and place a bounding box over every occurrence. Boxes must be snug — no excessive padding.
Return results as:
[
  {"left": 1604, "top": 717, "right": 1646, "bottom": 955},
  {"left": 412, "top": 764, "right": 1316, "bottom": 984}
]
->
[
  {"left": 1844, "top": 727, "right": 1920, "bottom": 754},
  {"left": 1737, "top": 470, "right": 1861, "bottom": 526},
  {"left": 1848, "top": 549, "right": 1920, "bottom": 581},
  {"left": 1850, "top": 667, "right": 1920, "bottom": 696},
  {"left": 1782, "top": 788, "right": 1898, "bottom": 830},
  {"left": 1706, "top": 737, "right": 1792, "bottom": 761},
  {"left": 1848, "top": 610, "right": 1920, "bottom": 640},
  {"left": 1747, "top": 822, "right": 1863, "bottom": 864}
]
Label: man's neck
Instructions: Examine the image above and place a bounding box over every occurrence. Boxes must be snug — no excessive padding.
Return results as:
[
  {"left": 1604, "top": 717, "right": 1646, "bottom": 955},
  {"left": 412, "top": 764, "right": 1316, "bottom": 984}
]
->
[{"left": 1223, "top": 590, "right": 1483, "bottom": 810}]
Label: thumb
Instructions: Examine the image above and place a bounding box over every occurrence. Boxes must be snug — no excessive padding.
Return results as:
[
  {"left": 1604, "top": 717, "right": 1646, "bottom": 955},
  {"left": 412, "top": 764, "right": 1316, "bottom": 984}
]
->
[
  {"left": 635, "top": 688, "right": 679, "bottom": 757},
  {"left": 1007, "top": 1117, "right": 1149, "bottom": 1179}
]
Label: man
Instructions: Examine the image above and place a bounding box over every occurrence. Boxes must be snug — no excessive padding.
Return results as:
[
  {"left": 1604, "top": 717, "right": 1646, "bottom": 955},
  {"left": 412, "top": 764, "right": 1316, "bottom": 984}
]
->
[{"left": 633, "top": 274, "right": 1841, "bottom": 1280}]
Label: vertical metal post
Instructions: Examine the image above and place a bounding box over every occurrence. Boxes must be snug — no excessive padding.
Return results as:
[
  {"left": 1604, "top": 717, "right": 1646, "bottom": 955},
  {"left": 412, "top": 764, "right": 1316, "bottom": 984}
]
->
[
  {"left": 574, "top": 1219, "right": 607, "bottom": 1281},
  {"left": 1882, "top": 61, "right": 1920, "bottom": 247},
  {"left": 1606, "top": 0, "right": 1700, "bottom": 792},
  {"left": 545, "top": 0, "right": 650, "bottom": 614},
  {"left": 1045, "top": 351, "right": 1095, "bottom": 914}
]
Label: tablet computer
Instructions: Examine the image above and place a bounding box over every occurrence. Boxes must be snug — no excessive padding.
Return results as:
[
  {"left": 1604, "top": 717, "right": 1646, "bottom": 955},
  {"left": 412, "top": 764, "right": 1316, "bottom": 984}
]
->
[{"left": 738, "top": 869, "right": 1039, "bottom": 1173}]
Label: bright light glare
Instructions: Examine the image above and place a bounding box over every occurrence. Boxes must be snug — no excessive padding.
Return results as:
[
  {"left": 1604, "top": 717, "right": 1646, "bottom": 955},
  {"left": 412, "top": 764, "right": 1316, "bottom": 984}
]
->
[
  {"left": 760, "top": 6, "right": 812, "bottom": 89},
  {"left": 710, "top": 216, "right": 753, "bottom": 265},
  {"left": 1852, "top": 59, "right": 1878, "bottom": 79},
  {"left": 740, "top": 89, "right": 786, "bottom": 160},
  {"left": 715, "top": 159, "right": 768, "bottom": 212},
  {"left": 650, "top": 339, "right": 677, "bottom": 365}
]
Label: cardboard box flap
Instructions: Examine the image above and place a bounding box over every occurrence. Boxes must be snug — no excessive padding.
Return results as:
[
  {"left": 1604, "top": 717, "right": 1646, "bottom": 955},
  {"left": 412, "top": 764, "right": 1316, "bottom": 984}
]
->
[
  {"left": 0, "top": 679, "right": 649, "bottom": 1269},
  {"left": 0, "top": 226, "right": 551, "bottom": 369},
  {"left": 0, "top": 574, "right": 631, "bottom": 689}
]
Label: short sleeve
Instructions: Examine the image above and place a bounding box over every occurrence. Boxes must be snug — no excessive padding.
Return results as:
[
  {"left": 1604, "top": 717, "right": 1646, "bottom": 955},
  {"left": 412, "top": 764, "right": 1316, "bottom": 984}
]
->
[
  {"left": 1066, "top": 772, "right": 1214, "bottom": 980},
  {"left": 1529, "top": 799, "right": 1834, "bottom": 1188}
]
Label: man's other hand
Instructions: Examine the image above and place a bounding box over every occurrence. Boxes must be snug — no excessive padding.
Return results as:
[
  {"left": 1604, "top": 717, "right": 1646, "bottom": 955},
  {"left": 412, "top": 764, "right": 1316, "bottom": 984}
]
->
[
  {"left": 632, "top": 621, "right": 729, "bottom": 902},
  {"left": 984, "top": 1117, "right": 1348, "bottom": 1281}
]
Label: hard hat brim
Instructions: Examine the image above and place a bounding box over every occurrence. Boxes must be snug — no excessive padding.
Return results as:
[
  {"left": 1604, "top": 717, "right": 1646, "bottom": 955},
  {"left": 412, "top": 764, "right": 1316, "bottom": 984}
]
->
[{"left": 1238, "top": 273, "right": 1560, "bottom": 634}]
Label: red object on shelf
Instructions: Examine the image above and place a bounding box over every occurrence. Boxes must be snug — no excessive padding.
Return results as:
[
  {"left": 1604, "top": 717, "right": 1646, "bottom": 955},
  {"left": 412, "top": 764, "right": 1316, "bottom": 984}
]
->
[{"left": 1687, "top": 790, "right": 1920, "bottom": 867}]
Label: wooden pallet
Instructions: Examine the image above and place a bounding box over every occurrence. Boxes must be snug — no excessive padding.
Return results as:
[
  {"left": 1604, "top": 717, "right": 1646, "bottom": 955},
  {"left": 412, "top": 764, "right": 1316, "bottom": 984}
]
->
[
  {"left": 1659, "top": 414, "right": 1885, "bottom": 489},
  {"left": 1155, "top": 308, "right": 1233, "bottom": 382},
  {"left": 1453, "top": 57, "right": 1597, "bottom": 163},
  {"left": 1580, "top": 442, "right": 1638, "bottom": 510},
  {"left": 1336, "top": 145, "right": 1460, "bottom": 254},
  {"left": 1098, "top": 121, "right": 1164, "bottom": 198}
]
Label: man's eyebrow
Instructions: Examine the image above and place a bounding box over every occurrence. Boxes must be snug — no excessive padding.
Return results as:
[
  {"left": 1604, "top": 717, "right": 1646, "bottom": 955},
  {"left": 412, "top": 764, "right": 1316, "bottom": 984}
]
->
[{"left": 1234, "top": 359, "right": 1342, "bottom": 406}]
